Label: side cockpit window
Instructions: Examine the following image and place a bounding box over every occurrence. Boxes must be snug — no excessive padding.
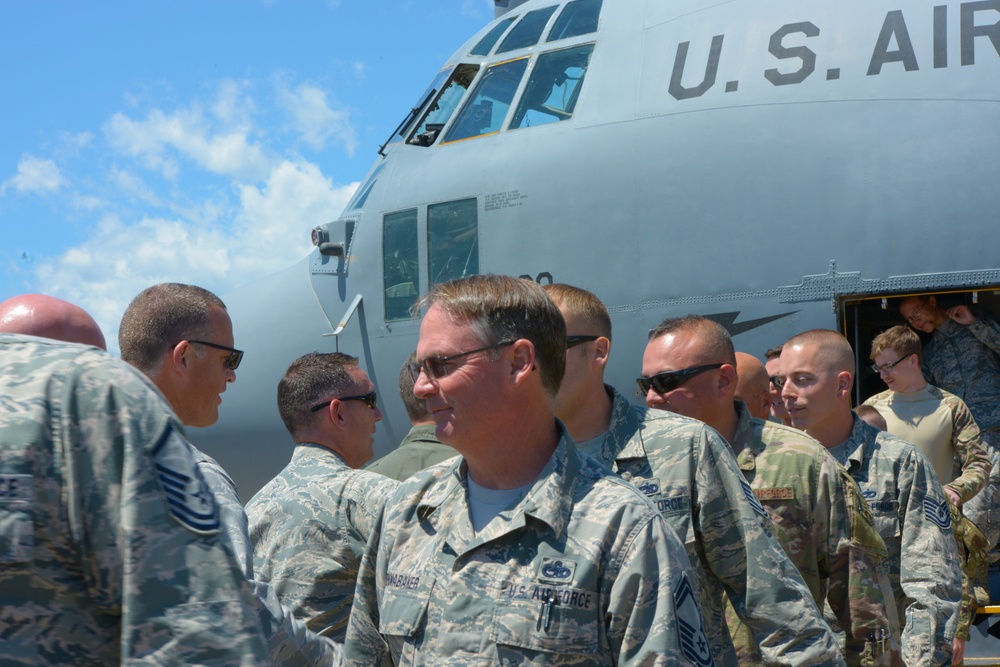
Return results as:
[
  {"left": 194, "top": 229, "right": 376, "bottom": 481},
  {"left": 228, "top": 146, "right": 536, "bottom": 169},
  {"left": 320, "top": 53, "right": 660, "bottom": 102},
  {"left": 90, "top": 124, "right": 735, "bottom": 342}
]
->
[
  {"left": 510, "top": 44, "right": 594, "bottom": 129},
  {"left": 443, "top": 58, "right": 529, "bottom": 143},
  {"left": 407, "top": 64, "right": 481, "bottom": 147},
  {"left": 428, "top": 199, "right": 479, "bottom": 285},
  {"left": 383, "top": 209, "right": 419, "bottom": 322}
]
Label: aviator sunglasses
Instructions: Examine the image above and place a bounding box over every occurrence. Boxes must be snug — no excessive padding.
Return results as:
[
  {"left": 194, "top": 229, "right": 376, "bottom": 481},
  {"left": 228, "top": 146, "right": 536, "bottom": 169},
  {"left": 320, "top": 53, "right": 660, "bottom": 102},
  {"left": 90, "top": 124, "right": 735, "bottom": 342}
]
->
[
  {"left": 178, "top": 339, "right": 244, "bottom": 370},
  {"left": 635, "top": 363, "right": 724, "bottom": 396},
  {"left": 408, "top": 340, "right": 516, "bottom": 382},
  {"left": 310, "top": 390, "right": 378, "bottom": 412}
]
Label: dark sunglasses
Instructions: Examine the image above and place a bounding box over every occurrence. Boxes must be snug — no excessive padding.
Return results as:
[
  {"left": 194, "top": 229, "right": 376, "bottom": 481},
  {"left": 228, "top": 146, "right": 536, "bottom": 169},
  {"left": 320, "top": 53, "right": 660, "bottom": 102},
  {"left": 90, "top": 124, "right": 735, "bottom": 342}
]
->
[
  {"left": 635, "top": 363, "right": 724, "bottom": 395},
  {"left": 769, "top": 375, "right": 785, "bottom": 389},
  {"left": 566, "top": 335, "right": 599, "bottom": 349},
  {"left": 310, "top": 390, "right": 378, "bottom": 413},
  {"left": 407, "top": 340, "right": 515, "bottom": 382},
  {"left": 183, "top": 339, "right": 244, "bottom": 370}
]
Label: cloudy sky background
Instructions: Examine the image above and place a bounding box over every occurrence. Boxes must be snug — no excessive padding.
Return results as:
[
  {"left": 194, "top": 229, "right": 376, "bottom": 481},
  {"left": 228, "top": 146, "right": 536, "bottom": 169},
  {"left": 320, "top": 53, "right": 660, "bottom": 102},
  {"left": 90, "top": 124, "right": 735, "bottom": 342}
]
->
[{"left": 1, "top": 1, "right": 490, "bottom": 350}]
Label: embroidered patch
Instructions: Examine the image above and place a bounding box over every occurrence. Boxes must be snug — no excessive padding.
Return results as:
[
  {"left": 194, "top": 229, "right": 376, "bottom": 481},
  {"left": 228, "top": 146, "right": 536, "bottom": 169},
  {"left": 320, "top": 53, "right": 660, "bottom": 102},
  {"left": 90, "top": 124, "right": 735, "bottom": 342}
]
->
[
  {"left": 741, "top": 479, "right": 769, "bottom": 518},
  {"left": 674, "top": 574, "right": 716, "bottom": 667},
  {"left": 538, "top": 557, "right": 576, "bottom": 584},
  {"left": 861, "top": 489, "right": 877, "bottom": 500},
  {"left": 152, "top": 427, "right": 219, "bottom": 533},
  {"left": 636, "top": 478, "right": 661, "bottom": 496},
  {"left": 654, "top": 495, "right": 690, "bottom": 517},
  {"left": 923, "top": 497, "right": 952, "bottom": 530},
  {"left": 754, "top": 487, "right": 795, "bottom": 501}
]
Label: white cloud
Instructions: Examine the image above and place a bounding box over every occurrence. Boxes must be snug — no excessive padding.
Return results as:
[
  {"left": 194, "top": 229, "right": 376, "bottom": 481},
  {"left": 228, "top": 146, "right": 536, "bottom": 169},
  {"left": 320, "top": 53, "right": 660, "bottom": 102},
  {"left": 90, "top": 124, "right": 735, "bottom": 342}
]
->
[
  {"left": 1, "top": 155, "right": 67, "bottom": 196},
  {"left": 34, "top": 161, "right": 357, "bottom": 352},
  {"left": 277, "top": 82, "right": 358, "bottom": 156},
  {"left": 103, "top": 82, "right": 270, "bottom": 182}
]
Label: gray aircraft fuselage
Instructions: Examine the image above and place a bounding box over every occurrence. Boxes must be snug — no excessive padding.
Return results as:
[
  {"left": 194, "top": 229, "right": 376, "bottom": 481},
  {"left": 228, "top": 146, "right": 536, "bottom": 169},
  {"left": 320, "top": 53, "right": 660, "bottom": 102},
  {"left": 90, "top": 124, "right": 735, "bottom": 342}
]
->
[{"left": 194, "top": 0, "right": 1000, "bottom": 504}]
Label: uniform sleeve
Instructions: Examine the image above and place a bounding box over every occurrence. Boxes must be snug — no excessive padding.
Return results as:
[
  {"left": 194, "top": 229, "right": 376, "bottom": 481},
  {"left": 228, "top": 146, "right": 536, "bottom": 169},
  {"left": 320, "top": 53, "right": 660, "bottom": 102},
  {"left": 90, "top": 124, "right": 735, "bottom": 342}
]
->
[
  {"left": 967, "top": 309, "right": 1000, "bottom": 354},
  {"left": 694, "top": 428, "right": 844, "bottom": 667},
  {"left": 946, "top": 398, "right": 991, "bottom": 505},
  {"left": 822, "top": 463, "right": 896, "bottom": 661},
  {"left": 608, "top": 513, "right": 709, "bottom": 667},
  {"left": 346, "top": 473, "right": 401, "bottom": 548},
  {"left": 343, "top": 502, "right": 391, "bottom": 667},
  {"left": 896, "top": 448, "right": 962, "bottom": 667}
]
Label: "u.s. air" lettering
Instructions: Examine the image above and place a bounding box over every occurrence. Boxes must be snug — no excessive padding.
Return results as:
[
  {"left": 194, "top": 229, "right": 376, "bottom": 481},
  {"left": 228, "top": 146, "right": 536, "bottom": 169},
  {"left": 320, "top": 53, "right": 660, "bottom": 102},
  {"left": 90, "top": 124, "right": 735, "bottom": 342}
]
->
[{"left": 506, "top": 585, "right": 594, "bottom": 609}]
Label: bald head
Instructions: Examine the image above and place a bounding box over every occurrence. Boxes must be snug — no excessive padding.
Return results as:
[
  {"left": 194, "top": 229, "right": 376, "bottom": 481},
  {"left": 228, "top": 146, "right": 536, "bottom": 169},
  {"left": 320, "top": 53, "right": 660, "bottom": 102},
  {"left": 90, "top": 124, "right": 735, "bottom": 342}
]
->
[
  {"left": 734, "top": 352, "right": 770, "bottom": 420},
  {"left": 0, "top": 294, "right": 106, "bottom": 350},
  {"left": 783, "top": 329, "right": 855, "bottom": 375}
]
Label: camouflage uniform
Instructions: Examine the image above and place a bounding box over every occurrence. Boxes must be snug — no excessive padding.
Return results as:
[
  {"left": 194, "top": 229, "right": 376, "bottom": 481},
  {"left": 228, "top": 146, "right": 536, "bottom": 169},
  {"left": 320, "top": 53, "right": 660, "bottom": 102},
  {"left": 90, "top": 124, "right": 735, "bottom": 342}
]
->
[
  {"left": 365, "top": 423, "right": 460, "bottom": 482},
  {"left": 343, "top": 429, "right": 715, "bottom": 666},
  {"left": 921, "top": 308, "right": 1000, "bottom": 434},
  {"left": 726, "top": 402, "right": 896, "bottom": 666},
  {"left": 829, "top": 417, "right": 962, "bottom": 666},
  {"left": 247, "top": 443, "right": 399, "bottom": 641},
  {"left": 193, "top": 447, "right": 345, "bottom": 666},
  {"left": 594, "top": 388, "right": 842, "bottom": 667},
  {"left": 0, "top": 334, "right": 269, "bottom": 665},
  {"left": 864, "top": 385, "right": 990, "bottom": 504}
]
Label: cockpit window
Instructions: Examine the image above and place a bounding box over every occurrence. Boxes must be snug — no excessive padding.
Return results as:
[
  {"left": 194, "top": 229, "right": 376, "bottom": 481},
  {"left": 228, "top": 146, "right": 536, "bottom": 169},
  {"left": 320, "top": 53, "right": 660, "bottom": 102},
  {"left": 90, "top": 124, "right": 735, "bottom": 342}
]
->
[
  {"left": 547, "top": 0, "right": 602, "bottom": 41},
  {"left": 406, "top": 64, "right": 481, "bottom": 147},
  {"left": 470, "top": 17, "right": 517, "bottom": 56},
  {"left": 428, "top": 199, "right": 478, "bottom": 285},
  {"left": 496, "top": 6, "right": 559, "bottom": 54},
  {"left": 510, "top": 44, "right": 594, "bottom": 129},
  {"left": 443, "top": 58, "right": 529, "bottom": 143},
  {"left": 383, "top": 208, "right": 419, "bottom": 322}
]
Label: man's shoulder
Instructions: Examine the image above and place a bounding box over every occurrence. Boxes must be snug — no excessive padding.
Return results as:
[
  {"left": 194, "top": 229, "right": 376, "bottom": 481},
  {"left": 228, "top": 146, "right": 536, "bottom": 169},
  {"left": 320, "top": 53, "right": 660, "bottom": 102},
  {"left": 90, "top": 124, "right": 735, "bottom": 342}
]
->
[
  {"left": 756, "top": 421, "right": 831, "bottom": 461},
  {"left": 634, "top": 407, "right": 714, "bottom": 446},
  {"left": 863, "top": 389, "right": 893, "bottom": 407}
]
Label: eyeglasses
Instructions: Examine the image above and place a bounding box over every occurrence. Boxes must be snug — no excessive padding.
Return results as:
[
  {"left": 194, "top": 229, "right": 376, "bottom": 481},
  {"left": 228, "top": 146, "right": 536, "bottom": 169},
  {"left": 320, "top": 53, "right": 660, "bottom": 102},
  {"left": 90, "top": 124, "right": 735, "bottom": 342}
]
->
[
  {"left": 635, "top": 363, "right": 724, "bottom": 395},
  {"left": 182, "top": 340, "right": 244, "bottom": 370},
  {"left": 566, "top": 335, "right": 599, "bottom": 349},
  {"left": 408, "top": 340, "right": 516, "bottom": 382},
  {"left": 769, "top": 375, "right": 785, "bottom": 389},
  {"left": 871, "top": 353, "right": 913, "bottom": 375},
  {"left": 903, "top": 304, "right": 928, "bottom": 325},
  {"left": 310, "top": 390, "right": 378, "bottom": 412}
]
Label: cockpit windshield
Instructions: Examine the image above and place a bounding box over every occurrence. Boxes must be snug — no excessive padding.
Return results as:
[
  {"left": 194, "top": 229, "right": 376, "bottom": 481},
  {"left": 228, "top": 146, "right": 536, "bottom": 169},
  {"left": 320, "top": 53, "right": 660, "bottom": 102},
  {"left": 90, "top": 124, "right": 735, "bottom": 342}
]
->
[
  {"left": 470, "top": 16, "right": 517, "bottom": 56},
  {"left": 548, "top": 0, "right": 602, "bottom": 42},
  {"left": 406, "top": 64, "right": 480, "bottom": 147},
  {"left": 510, "top": 44, "right": 594, "bottom": 129},
  {"left": 443, "top": 58, "right": 529, "bottom": 143},
  {"left": 497, "top": 6, "right": 559, "bottom": 54}
]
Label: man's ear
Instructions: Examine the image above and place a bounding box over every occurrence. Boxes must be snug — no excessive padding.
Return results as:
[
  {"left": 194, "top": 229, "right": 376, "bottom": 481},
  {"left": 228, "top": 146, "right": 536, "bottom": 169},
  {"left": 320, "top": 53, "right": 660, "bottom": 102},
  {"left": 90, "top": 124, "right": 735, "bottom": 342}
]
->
[
  {"left": 509, "top": 339, "right": 535, "bottom": 384},
  {"left": 593, "top": 337, "right": 611, "bottom": 368},
  {"left": 169, "top": 341, "right": 191, "bottom": 375},
  {"left": 717, "top": 364, "right": 737, "bottom": 398},
  {"left": 837, "top": 371, "right": 853, "bottom": 397}
]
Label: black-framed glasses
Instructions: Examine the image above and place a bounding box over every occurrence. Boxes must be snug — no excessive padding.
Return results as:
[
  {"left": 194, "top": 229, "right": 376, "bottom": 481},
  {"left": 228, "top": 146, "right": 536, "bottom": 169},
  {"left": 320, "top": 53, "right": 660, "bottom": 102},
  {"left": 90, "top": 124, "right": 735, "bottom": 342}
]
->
[
  {"left": 636, "top": 363, "right": 724, "bottom": 395},
  {"left": 566, "top": 335, "right": 599, "bottom": 349},
  {"left": 769, "top": 375, "right": 785, "bottom": 390},
  {"left": 871, "top": 353, "right": 913, "bottom": 375},
  {"left": 408, "top": 340, "right": 516, "bottom": 382},
  {"left": 183, "top": 340, "right": 244, "bottom": 370},
  {"left": 310, "top": 390, "right": 378, "bottom": 413}
]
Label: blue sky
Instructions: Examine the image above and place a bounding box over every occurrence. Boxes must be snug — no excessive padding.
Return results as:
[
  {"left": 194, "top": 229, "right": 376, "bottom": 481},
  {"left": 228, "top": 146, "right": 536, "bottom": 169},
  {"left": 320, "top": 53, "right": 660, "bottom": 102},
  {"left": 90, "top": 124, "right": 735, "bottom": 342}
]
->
[{"left": 0, "top": 1, "right": 491, "bottom": 349}]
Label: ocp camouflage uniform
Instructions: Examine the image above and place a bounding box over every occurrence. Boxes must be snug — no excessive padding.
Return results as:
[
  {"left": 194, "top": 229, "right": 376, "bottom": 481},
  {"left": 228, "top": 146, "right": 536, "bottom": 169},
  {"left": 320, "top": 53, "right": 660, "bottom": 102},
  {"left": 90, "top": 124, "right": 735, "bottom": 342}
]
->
[
  {"left": 0, "top": 334, "right": 269, "bottom": 665},
  {"left": 365, "top": 423, "right": 460, "bottom": 482},
  {"left": 247, "top": 443, "right": 399, "bottom": 641},
  {"left": 343, "top": 428, "right": 715, "bottom": 666},
  {"left": 593, "top": 387, "right": 842, "bottom": 667},
  {"left": 829, "top": 417, "right": 962, "bottom": 667},
  {"left": 723, "top": 402, "right": 896, "bottom": 666}
]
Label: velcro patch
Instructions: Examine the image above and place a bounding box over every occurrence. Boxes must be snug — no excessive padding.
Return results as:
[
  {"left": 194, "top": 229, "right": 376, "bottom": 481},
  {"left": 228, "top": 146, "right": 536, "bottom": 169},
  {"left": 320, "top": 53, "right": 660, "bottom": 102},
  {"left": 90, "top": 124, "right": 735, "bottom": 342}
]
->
[
  {"left": 754, "top": 487, "right": 795, "bottom": 501},
  {"left": 674, "top": 574, "right": 716, "bottom": 667},
  {"left": 741, "top": 479, "right": 769, "bottom": 518},
  {"left": 636, "top": 478, "right": 661, "bottom": 496},
  {"left": 152, "top": 427, "right": 219, "bottom": 533},
  {"left": 923, "top": 497, "right": 952, "bottom": 530}
]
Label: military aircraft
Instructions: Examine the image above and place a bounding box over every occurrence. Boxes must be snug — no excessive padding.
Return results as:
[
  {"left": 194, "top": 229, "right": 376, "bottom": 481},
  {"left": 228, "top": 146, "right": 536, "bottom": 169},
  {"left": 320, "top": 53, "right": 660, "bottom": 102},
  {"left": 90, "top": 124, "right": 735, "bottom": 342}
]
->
[{"left": 197, "top": 0, "right": 1000, "bottom": 654}]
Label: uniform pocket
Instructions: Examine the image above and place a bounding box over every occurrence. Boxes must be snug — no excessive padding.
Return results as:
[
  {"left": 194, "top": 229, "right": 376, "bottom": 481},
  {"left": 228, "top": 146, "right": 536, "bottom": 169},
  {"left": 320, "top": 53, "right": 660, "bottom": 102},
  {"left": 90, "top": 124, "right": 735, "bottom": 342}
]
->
[{"left": 493, "top": 583, "right": 601, "bottom": 656}]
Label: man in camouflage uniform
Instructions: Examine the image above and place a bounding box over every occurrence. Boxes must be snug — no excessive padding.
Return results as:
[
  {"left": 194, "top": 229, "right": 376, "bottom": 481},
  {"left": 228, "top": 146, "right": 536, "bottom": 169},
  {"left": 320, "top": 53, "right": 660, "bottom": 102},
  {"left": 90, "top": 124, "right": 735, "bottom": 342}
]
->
[
  {"left": 899, "top": 295, "right": 1000, "bottom": 577},
  {"left": 544, "top": 284, "right": 842, "bottom": 666},
  {"left": 344, "top": 275, "right": 713, "bottom": 666},
  {"left": 366, "top": 353, "right": 459, "bottom": 481},
  {"left": 120, "top": 283, "right": 339, "bottom": 666},
  {"left": 734, "top": 352, "right": 771, "bottom": 421},
  {"left": 247, "top": 352, "right": 399, "bottom": 640},
  {"left": 781, "top": 329, "right": 963, "bottom": 666},
  {"left": 0, "top": 333, "right": 270, "bottom": 664},
  {"left": 642, "top": 315, "right": 896, "bottom": 666}
]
